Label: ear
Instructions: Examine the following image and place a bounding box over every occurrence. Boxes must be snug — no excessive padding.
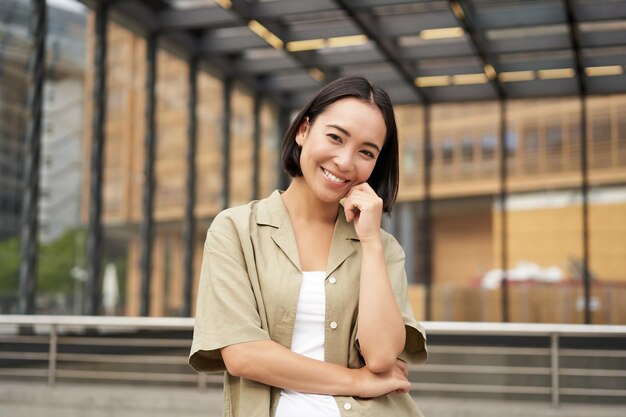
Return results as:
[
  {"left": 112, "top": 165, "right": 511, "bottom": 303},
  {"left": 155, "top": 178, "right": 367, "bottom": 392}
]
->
[{"left": 296, "top": 117, "right": 310, "bottom": 142}]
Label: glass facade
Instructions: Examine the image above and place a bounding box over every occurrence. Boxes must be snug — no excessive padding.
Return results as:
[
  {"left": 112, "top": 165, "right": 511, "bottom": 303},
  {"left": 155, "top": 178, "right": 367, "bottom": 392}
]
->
[
  {"left": 587, "top": 96, "right": 626, "bottom": 323},
  {"left": 0, "top": 0, "right": 32, "bottom": 313},
  {"left": 1, "top": 0, "right": 625, "bottom": 324},
  {"left": 505, "top": 98, "right": 584, "bottom": 323},
  {"left": 386, "top": 97, "right": 626, "bottom": 323},
  {"left": 0, "top": 0, "right": 89, "bottom": 314}
]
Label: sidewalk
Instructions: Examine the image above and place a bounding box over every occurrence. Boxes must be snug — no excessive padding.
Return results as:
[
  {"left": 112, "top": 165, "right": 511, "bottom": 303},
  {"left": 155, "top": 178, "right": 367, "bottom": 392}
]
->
[
  {"left": 1, "top": 381, "right": 624, "bottom": 417},
  {"left": 0, "top": 381, "right": 223, "bottom": 417}
]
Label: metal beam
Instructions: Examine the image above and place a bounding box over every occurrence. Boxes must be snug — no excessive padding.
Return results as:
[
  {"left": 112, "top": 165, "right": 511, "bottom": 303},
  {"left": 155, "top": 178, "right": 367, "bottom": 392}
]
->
[
  {"left": 231, "top": 55, "right": 298, "bottom": 76},
  {"left": 470, "top": 3, "right": 566, "bottom": 30},
  {"left": 333, "top": 0, "right": 429, "bottom": 104},
  {"left": 139, "top": 32, "right": 158, "bottom": 317},
  {"left": 158, "top": 0, "right": 339, "bottom": 31},
  {"left": 563, "top": 0, "right": 587, "bottom": 95},
  {"left": 421, "top": 105, "right": 433, "bottom": 321},
  {"left": 85, "top": 0, "right": 108, "bottom": 316},
  {"left": 110, "top": 0, "right": 159, "bottom": 35},
  {"left": 18, "top": 0, "right": 46, "bottom": 315},
  {"left": 578, "top": 94, "right": 591, "bottom": 325},
  {"left": 200, "top": 32, "right": 267, "bottom": 55},
  {"left": 284, "top": 25, "right": 361, "bottom": 44},
  {"left": 103, "top": 0, "right": 287, "bottom": 111},
  {"left": 158, "top": 6, "right": 237, "bottom": 31},
  {"left": 182, "top": 57, "right": 198, "bottom": 318},
  {"left": 563, "top": 0, "right": 591, "bottom": 324},
  {"left": 348, "top": 0, "right": 430, "bottom": 7},
  {"left": 449, "top": 0, "right": 504, "bottom": 100},
  {"left": 277, "top": 108, "right": 291, "bottom": 190},
  {"left": 226, "top": 0, "right": 339, "bottom": 83},
  {"left": 498, "top": 99, "right": 509, "bottom": 323},
  {"left": 378, "top": 12, "right": 459, "bottom": 37},
  {"left": 256, "top": 72, "right": 320, "bottom": 92},
  {"left": 250, "top": 0, "right": 337, "bottom": 20},
  {"left": 108, "top": 1, "right": 199, "bottom": 58},
  {"left": 451, "top": 0, "right": 509, "bottom": 321}
]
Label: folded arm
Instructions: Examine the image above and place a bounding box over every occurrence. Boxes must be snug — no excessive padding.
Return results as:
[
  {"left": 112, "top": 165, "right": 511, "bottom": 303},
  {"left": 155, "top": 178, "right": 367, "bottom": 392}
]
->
[
  {"left": 356, "top": 240, "right": 406, "bottom": 373},
  {"left": 221, "top": 339, "right": 409, "bottom": 398}
]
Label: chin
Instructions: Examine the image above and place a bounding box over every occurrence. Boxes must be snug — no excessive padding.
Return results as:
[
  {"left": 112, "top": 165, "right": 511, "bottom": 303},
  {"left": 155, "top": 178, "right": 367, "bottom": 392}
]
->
[{"left": 315, "top": 189, "right": 348, "bottom": 204}]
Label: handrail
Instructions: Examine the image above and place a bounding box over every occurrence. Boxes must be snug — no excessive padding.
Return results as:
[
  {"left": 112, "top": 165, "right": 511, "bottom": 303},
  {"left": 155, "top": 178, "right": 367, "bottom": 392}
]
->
[
  {"left": 2, "top": 315, "right": 626, "bottom": 336},
  {"left": 422, "top": 321, "right": 626, "bottom": 336},
  {"left": 0, "top": 315, "right": 194, "bottom": 328},
  {"left": 1, "top": 315, "right": 625, "bottom": 409}
]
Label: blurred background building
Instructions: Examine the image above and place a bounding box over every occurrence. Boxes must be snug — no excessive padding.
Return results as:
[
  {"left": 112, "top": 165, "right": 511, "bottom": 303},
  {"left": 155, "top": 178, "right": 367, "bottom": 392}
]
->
[{"left": 1, "top": 0, "right": 626, "bottom": 324}]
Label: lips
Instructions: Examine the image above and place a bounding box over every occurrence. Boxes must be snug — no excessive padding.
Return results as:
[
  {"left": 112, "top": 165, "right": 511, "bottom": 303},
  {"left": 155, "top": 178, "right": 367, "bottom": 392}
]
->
[{"left": 322, "top": 168, "right": 349, "bottom": 184}]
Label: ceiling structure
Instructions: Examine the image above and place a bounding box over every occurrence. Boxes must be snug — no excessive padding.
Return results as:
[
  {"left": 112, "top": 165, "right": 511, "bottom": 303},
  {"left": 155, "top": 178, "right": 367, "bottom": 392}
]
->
[{"left": 85, "top": 0, "right": 626, "bottom": 109}]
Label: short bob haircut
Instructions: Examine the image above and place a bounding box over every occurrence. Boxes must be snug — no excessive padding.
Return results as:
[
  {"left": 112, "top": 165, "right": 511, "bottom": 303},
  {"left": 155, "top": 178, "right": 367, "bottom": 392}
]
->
[{"left": 281, "top": 75, "right": 399, "bottom": 213}]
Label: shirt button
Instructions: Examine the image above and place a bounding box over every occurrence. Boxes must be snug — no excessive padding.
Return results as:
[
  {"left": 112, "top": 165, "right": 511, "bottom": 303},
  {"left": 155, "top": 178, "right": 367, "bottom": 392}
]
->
[
  {"left": 343, "top": 403, "right": 352, "bottom": 411},
  {"left": 328, "top": 277, "right": 337, "bottom": 284},
  {"left": 330, "top": 321, "right": 338, "bottom": 329}
]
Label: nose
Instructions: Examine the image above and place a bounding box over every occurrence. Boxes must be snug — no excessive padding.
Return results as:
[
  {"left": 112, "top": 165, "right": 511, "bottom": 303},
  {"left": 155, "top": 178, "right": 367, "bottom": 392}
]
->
[{"left": 333, "top": 149, "right": 354, "bottom": 172}]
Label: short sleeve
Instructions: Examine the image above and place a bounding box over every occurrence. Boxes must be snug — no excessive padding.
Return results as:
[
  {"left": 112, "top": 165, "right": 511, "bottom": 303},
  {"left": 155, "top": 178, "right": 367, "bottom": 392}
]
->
[
  {"left": 189, "top": 217, "right": 270, "bottom": 373},
  {"left": 386, "top": 246, "right": 428, "bottom": 365}
]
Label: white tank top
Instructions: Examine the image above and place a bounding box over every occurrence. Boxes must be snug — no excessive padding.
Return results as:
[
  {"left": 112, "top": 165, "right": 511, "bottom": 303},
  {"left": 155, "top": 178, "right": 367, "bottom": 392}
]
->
[{"left": 274, "top": 271, "right": 341, "bottom": 417}]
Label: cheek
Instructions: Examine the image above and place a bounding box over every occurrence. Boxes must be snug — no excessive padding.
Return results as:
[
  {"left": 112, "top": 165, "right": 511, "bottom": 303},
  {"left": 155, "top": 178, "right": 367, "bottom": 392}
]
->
[{"left": 357, "top": 160, "right": 378, "bottom": 182}]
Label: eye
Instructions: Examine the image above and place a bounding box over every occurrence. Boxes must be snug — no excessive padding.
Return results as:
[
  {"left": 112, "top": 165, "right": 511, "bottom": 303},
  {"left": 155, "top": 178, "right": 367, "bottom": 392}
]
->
[
  {"left": 328, "top": 133, "right": 342, "bottom": 142},
  {"left": 361, "top": 150, "right": 375, "bottom": 159}
]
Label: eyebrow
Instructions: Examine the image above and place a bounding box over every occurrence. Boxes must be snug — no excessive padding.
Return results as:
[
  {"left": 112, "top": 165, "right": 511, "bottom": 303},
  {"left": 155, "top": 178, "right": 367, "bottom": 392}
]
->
[{"left": 326, "top": 124, "right": 382, "bottom": 152}]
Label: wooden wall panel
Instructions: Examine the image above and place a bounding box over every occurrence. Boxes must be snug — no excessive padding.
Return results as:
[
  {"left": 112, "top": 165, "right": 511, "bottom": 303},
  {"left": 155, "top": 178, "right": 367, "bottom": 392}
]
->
[
  {"left": 432, "top": 206, "right": 493, "bottom": 286},
  {"left": 260, "top": 101, "right": 280, "bottom": 198},
  {"left": 229, "top": 85, "right": 254, "bottom": 206}
]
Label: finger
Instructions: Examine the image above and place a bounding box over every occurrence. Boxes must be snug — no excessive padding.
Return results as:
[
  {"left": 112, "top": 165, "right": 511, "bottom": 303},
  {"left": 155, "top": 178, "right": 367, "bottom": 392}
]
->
[
  {"left": 396, "top": 359, "right": 409, "bottom": 377},
  {"left": 393, "top": 379, "right": 410, "bottom": 394},
  {"left": 351, "top": 181, "right": 374, "bottom": 193},
  {"left": 394, "top": 385, "right": 410, "bottom": 395},
  {"left": 343, "top": 200, "right": 358, "bottom": 222},
  {"left": 343, "top": 195, "right": 366, "bottom": 218}
]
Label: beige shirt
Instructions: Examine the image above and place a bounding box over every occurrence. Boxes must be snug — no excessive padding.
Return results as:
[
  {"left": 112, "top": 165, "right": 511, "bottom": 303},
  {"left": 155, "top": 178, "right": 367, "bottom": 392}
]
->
[{"left": 189, "top": 190, "right": 427, "bottom": 417}]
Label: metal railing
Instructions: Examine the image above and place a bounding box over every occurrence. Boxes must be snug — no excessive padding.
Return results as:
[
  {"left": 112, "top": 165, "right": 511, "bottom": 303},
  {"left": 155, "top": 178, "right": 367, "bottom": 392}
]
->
[
  {"left": 0, "top": 316, "right": 624, "bottom": 408},
  {"left": 420, "top": 321, "right": 626, "bottom": 407}
]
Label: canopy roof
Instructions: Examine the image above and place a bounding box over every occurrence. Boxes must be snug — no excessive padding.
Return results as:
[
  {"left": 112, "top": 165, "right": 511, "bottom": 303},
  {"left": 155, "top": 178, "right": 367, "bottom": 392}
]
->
[{"left": 88, "top": 0, "right": 626, "bottom": 108}]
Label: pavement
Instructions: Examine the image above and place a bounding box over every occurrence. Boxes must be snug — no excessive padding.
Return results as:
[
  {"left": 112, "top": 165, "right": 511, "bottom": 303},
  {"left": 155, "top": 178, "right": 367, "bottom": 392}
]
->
[{"left": 0, "top": 381, "right": 624, "bottom": 417}]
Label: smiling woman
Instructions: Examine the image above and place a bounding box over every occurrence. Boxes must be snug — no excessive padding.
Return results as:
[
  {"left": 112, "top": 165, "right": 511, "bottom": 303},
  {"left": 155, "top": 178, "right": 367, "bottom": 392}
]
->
[{"left": 189, "top": 76, "right": 427, "bottom": 417}]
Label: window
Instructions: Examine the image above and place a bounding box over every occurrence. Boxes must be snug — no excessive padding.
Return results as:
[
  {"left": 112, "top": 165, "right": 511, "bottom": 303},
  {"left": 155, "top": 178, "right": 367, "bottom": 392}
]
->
[
  {"left": 506, "top": 130, "right": 517, "bottom": 156},
  {"left": 523, "top": 125, "right": 539, "bottom": 152},
  {"left": 441, "top": 139, "right": 454, "bottom": 164},
  {"left": 461, "top": 138, "right": 474, "bottom": 162},
  {"left": 546, "top": 125, "right": 562, "bottom": 151},
  {"left": 592, "top": 115, "right": 611, "bottom": 144},
  {"left": 481, "top": 133, "right": 496, "bottom": 159}
]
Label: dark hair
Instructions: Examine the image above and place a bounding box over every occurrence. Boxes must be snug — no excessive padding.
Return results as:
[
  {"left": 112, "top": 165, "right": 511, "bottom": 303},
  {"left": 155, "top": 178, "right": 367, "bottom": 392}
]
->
[{"left": 281, "top": 75, "right": 399, "bottom": 213}]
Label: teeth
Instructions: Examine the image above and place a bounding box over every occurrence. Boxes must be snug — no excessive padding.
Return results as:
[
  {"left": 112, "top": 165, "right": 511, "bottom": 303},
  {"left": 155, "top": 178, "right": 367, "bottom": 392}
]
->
[{"left": 323, "top": 169, "right": 347, "bottom": 184}]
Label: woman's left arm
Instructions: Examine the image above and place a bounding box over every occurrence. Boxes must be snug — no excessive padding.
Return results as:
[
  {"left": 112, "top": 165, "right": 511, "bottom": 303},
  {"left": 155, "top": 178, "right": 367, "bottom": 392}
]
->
[{"left": 344, "top": 184, "right": 406, "bottom": 374}]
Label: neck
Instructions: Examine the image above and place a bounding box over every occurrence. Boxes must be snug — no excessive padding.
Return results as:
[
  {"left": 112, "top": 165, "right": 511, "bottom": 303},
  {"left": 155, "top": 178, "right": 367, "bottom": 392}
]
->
[{"left": 281, "top": 177, "right": 339, "bottom": 224}]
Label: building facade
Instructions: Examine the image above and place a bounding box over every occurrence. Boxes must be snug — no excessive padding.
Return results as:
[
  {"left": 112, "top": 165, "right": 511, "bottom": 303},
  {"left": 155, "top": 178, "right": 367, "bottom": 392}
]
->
[
  {"left": 2, "top": 1, "right": 625, "bottom": 323},
  {"left": 78, "top": 20, "right": 626, "bottom": 323}
]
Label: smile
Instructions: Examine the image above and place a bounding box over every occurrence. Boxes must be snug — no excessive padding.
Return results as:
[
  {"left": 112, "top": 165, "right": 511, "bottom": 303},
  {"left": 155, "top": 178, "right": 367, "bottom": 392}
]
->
[{"left": 322, "top": 168, "right": 348, "bottom": 184}]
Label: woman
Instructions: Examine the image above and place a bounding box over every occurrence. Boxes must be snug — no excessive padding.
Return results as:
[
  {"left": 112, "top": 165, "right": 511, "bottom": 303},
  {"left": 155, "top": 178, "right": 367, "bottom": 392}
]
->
[{"left": 189, "top": 75, "right": 427, "bottom": 417}]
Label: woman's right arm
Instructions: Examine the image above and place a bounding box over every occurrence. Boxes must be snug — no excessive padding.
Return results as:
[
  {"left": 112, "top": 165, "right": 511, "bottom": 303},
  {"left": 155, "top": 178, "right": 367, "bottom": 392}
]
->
[{"left": 221, "top": 339, "right": 410, "bottom": 398}]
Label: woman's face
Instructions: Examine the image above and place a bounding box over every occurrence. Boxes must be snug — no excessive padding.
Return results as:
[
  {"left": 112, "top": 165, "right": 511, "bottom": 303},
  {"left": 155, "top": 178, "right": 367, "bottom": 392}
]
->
[{"left": 296, "top": 97, "right": 387, "bottom": 204}]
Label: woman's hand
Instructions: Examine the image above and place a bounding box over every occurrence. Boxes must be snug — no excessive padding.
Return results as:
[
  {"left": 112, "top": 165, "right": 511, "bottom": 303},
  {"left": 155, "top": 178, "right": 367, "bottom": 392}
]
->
[
  {"left": 343, "top": 183, "right": 383, "bottom": 243},
  {"left": 352, "top": 359, "right": 410, "bottom": 398}
]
